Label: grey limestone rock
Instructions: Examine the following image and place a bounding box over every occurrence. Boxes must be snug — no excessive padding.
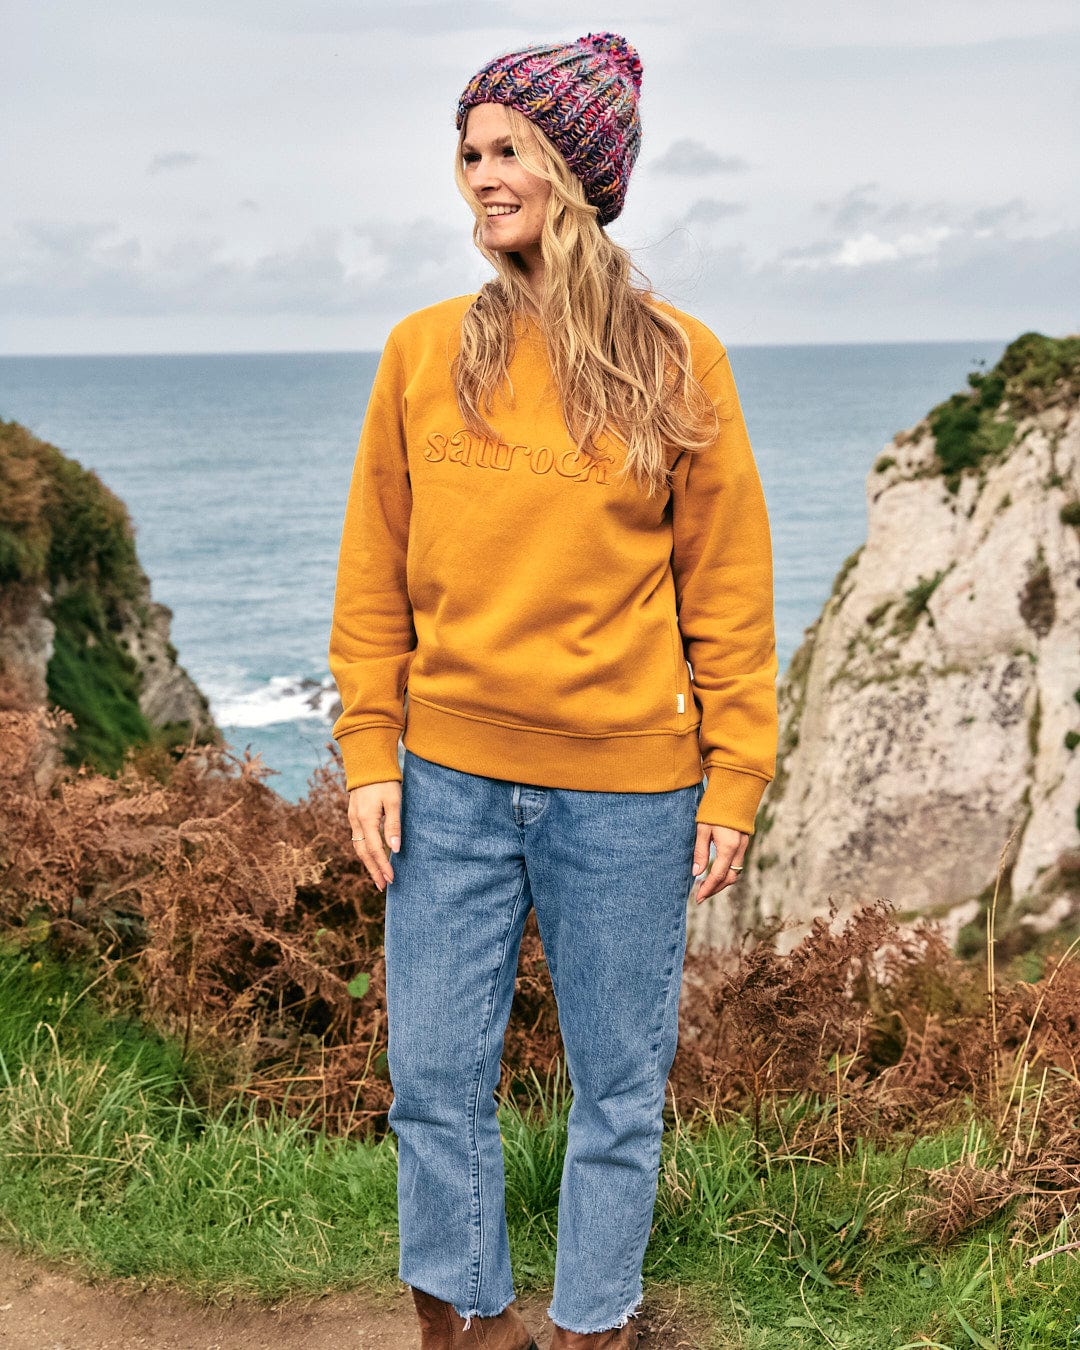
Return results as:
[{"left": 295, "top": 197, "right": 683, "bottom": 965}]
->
[{"left": 689, "top": 340, "right": 1080, "bottom": 952}]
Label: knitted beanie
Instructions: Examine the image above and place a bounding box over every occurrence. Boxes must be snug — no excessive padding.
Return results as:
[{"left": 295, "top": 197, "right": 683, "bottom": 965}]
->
[{"left": 455, "top": 32, "right": 644, "bottom": 227}]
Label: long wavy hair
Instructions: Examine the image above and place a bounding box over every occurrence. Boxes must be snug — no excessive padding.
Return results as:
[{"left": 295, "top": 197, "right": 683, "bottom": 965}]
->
[{"left": 452, "top": 106, "right": 719, "bottom": 498}]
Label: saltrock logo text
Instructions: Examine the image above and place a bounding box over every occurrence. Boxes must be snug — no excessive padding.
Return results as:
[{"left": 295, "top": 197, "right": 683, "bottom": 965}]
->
[{"left": 424, "top": 430, "right": 613, "bottom": 485}]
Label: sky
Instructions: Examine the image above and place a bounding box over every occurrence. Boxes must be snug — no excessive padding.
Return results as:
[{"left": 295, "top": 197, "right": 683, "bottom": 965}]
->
[{"left": 4, "top": 0, "right": 1079, "bottom": 354}]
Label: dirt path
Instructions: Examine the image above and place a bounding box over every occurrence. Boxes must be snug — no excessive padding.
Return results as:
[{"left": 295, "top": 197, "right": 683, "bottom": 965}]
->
[{"left": 0, "top": 1246, "right": 713, "bottom": 1349}]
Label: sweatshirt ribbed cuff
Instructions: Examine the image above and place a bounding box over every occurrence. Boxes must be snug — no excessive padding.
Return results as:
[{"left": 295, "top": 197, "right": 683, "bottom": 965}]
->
[
  {"left": 335, "top": 724, "right": 403, "bottom": 791},
  {"left": 697, "top": 763, "right": 770, "bottom": 835}
]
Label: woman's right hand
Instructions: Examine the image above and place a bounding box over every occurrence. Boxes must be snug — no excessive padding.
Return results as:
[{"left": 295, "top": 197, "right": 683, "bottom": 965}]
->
[{"left": 348, "top": 781, "right": 402, "bottom": 892}]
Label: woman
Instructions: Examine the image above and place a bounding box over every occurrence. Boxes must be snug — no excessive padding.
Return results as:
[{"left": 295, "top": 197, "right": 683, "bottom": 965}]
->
[{"left": 328, "top": 32, "right": 778, "bottom": 1350}]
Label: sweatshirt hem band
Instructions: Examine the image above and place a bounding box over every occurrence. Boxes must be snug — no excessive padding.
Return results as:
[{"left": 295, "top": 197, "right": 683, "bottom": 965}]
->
[{"left": 404, "top": 695, "right": 704, "bottom": 794}]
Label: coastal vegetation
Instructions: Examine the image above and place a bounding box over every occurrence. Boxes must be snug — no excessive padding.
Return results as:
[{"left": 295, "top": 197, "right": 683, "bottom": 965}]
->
[
  {"left": 0, "top": 420, "right": 143, "bottom": 601},
  {"left": 891, "top": 569, "right": 948, "bottom": 637},
  {"left": 1, "top": 705, "right": 1078, "bottom": 1345},
  {"left": 0, "top": 420, "right": 212, "bottom": 774},
  {"left": 927, "top": 332, "right": 1080, "bottom": 491}
]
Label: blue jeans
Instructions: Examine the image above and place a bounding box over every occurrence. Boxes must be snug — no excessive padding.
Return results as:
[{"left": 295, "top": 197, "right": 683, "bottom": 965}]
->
[{"left": 384, "top": 746, "right": 704, "bottom": 1334}]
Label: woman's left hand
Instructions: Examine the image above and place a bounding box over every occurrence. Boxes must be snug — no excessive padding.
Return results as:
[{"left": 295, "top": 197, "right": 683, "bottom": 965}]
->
[{"left": 691, "top": 824, "right": 748, "bottom": 903}]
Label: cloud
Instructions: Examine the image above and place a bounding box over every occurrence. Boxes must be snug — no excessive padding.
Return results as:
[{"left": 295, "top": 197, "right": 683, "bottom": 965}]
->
[
  {"left": 0, "top": 215, "right": 474, "bottom": 318},
  {"left": 782, "top": 225, "right": 956, "bottom": 270},
  {"left": 796, "top": 186, "right": 1046, "bottom": 274},
  {"left": 14, "top": 220, "right": 122, "bottom": 256},
  {"left": 772, "top": 223, "right": 1077, "bottom": 305},
  {"left": 814, "top": 182, "right": 881, "bottom": 231},
  {"left": 769, "top": 225, "right": 1080, "bottom": 342},
  {"left": 966, "top": 198, "right": 1032, "bottom": 232},
  {"left": 148, "top": 151, "right": 204, "bottom": 174},
  {"left": 678, "top": 199, "right": 748, "bottom": 226},
  {"left": 814, "top": 183, "right": 958, "bottom": 232},
  {"left": 651, "top": 138, "right": 749, "bottom": 176},
  {"left": 637, "top": 217, "right": 1080, "bottom": 346}
]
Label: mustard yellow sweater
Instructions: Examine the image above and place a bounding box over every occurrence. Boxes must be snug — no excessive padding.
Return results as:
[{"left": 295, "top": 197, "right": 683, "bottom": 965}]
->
[{"left": 328, "top": 294, "right": 778, "bottom": 834}]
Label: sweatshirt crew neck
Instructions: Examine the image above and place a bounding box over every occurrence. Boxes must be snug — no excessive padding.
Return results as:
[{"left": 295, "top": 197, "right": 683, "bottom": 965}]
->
[{"left": 328, "top": 293, "right": 778, "bottom": 834}]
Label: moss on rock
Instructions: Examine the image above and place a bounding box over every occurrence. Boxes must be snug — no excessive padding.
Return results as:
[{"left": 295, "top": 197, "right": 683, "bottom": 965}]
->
[{"left": 1, "top": 419, "right": 213, "bottom": 775}]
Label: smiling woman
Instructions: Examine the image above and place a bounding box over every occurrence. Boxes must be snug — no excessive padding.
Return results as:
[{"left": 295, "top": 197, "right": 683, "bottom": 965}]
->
[
  {"left": 326, "top": 29, "right": 777, "bottom": 1350},
  {"left": 458, "top": 108, "right": 552, "bottom": 282}
]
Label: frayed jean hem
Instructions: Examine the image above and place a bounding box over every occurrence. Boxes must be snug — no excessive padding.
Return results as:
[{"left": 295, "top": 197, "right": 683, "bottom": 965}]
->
[
  {"left": 456, "top": 1290, "right": 518, "bottom": 1329},
  {"left": 405, "top": 1278, "right": 517, "bottom": 1329},
  {"left": 547, "top": 1287, "right": 643, "bottom": 1336}
]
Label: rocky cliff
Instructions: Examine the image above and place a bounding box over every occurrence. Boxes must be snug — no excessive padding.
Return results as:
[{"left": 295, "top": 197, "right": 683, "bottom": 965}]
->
[
  {"left": 0, "top": 419, "right": 219, "bottom": 774},
  {"left": 695, "top": 333, "right": 1080, "bottom": 954}
]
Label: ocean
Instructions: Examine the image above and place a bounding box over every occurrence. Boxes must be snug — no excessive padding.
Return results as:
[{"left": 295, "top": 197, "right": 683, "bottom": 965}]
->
[{"left": 1, "top": 338, "right": 1005, "bottom": 802}]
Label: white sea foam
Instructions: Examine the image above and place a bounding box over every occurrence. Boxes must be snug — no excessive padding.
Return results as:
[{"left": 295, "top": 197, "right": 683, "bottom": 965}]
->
[{"left": 207, "top": 675, "right": 339, "bottom": 728}]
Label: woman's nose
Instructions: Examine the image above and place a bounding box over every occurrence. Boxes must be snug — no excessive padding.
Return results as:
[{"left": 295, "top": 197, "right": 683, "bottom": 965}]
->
[{"left": 471, "top": 155, "right": 501, "bottom": 190}]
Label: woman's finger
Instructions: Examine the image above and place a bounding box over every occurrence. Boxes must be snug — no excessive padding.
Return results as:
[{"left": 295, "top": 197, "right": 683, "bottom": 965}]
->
[
  {"left": 691, "top": 823, "right": 713, "bottom": 882},
  {"left": 714, "top": 839, "right": 749, "bottom": 897},
  {"left": 361, "top": 809, "right": 394, "bottom": 889},
  {"left": 693, "top": 826, "right": 748, "bottom": 904},
  {"left": 348, "top": 784, "right": 401, "bottom": 891},
  {"left": 350, "top": 825, "right": 386, "bottom": 890}
]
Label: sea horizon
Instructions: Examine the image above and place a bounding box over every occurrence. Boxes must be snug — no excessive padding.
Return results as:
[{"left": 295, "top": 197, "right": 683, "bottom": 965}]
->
[
  {"left": 1, "top": 337, "right": 1010, "bottom": 800},
  {"left": 1, "top": 334, "right": 1017, "bottom": 360}
]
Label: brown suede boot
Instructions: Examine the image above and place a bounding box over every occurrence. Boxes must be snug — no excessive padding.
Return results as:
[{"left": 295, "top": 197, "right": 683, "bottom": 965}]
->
[
  {"left": 410, "top": 1286, "right": 538, "bottom": 1348},
  {"left": 548, "top": 1320, "right": 639, "bottom": 1348}
]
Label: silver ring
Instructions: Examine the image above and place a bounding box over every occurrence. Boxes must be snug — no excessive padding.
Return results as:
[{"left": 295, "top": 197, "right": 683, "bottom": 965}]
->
[
  {"left": 729, "top": 863, "right": 744, "bottom": 873},
  {"left": 351, "top": 835, "right": 364, "bottom": 842}
]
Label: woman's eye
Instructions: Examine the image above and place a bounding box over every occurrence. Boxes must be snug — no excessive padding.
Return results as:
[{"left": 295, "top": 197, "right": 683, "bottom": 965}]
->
[
  {"left": 501, "top": 147, "right": 516, "bottom": 157},
  {"left": 463, "top": 154, "right": 479, "bottom": 164}
]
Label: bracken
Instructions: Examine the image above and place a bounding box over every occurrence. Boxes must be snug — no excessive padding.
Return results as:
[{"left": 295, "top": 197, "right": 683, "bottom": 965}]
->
[{"left": 3, "top": 693, "right": 1080, "bottom": 1255}]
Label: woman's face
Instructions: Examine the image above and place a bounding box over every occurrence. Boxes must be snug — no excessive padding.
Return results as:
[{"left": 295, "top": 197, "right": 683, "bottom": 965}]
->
[{"left": 461, "top": 102, "right": 552, "bottom": 275}]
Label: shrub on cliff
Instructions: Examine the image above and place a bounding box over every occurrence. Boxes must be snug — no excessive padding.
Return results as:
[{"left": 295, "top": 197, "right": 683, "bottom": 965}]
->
[
  {"left": 928, "top": 332, "right": 1080, "bottom": 489},
  {"left": 0, "top": 419, "right": 143, "bottom": 601}
]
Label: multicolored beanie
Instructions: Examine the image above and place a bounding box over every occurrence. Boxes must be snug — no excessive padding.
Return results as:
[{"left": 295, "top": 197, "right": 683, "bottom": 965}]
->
[{"left": 455, "top": 32, "right": 644, "bottom": 227}]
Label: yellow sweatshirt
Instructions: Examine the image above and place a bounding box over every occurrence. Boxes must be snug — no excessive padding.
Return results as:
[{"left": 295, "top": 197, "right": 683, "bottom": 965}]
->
[{"left": 328, "top": 294, "right": 778, "bottom": 834}]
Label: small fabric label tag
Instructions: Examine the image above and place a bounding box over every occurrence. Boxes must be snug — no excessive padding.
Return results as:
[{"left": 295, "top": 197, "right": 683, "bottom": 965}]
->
[{"left": 676, "top": 694, "right": 685, "bottom": 713}]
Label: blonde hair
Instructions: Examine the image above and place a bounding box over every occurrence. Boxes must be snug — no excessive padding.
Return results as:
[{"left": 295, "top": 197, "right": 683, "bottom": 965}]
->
[{"left": 453, "top": 106, "right": 719, "bottom": 498}]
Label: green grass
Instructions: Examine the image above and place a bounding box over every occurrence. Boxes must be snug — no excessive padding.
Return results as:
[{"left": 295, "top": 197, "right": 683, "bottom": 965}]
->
[
  {"left": 45, "top": 586, "right": 155, "bottom": 774},
  {"left": 1, "top": 950, "right": 1078, "bottom": 1346},
  {"left": 0, "top": 951, "right": 401, "bottom": 1298}
]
